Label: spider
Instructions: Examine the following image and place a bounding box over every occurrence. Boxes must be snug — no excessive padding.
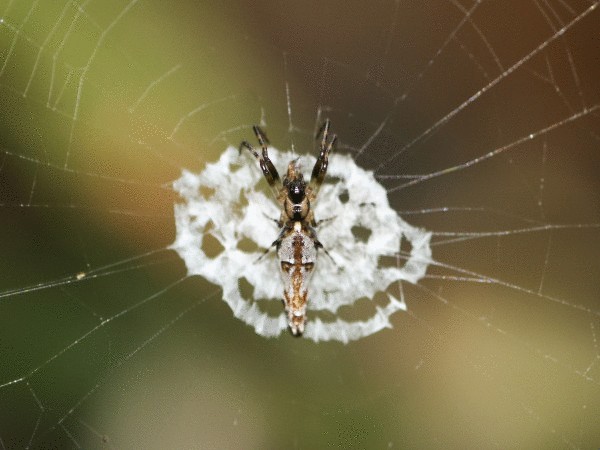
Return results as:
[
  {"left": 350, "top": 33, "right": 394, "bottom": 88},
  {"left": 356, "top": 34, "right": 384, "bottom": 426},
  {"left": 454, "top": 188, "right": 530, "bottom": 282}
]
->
[{"left": 239, "top": 120, "right": 337, "bottom": 336}]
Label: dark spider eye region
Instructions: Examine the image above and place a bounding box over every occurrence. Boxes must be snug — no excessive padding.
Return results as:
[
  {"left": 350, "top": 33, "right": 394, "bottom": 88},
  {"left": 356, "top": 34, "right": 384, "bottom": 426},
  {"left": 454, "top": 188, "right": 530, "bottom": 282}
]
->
[{"left": 288, "top": 180, "right": 305, "bottom": 203}]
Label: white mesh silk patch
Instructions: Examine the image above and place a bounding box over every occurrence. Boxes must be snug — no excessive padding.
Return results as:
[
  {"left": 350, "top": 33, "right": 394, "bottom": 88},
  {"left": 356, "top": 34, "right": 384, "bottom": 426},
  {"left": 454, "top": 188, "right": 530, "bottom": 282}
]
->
[{"left": 171, "top": 147, "right": 432, "bottom": 343}]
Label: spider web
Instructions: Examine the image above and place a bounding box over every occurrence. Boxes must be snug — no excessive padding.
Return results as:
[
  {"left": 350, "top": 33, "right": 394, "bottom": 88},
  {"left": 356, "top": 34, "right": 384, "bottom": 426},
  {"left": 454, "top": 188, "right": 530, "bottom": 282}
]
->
[{"left": 0, "top": 0, "right": 599, "bottom": 448}]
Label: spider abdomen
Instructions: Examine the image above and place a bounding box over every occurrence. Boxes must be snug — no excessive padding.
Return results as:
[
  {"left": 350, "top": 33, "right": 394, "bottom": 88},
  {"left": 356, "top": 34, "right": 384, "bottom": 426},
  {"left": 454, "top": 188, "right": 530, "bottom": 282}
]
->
[{"left": 277, "top": 221, "right": 318, "bottom": 335}]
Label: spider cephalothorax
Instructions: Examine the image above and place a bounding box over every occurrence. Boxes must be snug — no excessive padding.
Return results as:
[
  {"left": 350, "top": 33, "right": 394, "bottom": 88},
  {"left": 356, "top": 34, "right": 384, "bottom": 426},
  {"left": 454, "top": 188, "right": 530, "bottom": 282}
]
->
[
  {"left": 240, "top": 120, "right": 337, "bottom": 335},
  {"left": 283, "top": 168, "right": 310, "bottom": 221}
]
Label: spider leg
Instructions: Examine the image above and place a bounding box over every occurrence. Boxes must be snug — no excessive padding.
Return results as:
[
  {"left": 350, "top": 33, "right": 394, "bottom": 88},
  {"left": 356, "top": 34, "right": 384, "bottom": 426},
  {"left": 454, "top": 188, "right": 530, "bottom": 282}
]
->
[
  {"left": 253, "top": 125, "right": 282, "bottom": 189},
  {"left": 305, "top": 225, "right": 338, "bottom": 267},
  {"left": 254, "top": 226, "right": 286, "bottom": 262},
  {"left": 314, "top": 216, "right": 336, "bottom": 227},
  {"left": 319, "top": 245, "right": 339, "bottom": 268},
  {"left": 239, "top": 126, "right": 283, "bottom": 197},
  {"left": 254, "top": 245, "right": 273, "bottom": 263},
  {"left": 315, "top": 119, "right": 330, "bottom": 150},
  {"left": 309, "top": 119, "right": 337, "bottom": 198},
  {"left": 261, "top": 211, "right": 283, "bottom": 228}
]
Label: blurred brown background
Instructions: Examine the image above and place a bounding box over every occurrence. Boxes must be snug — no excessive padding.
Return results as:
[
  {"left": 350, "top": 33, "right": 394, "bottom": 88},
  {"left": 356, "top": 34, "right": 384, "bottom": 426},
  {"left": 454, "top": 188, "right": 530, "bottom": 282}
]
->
[{"left": 0, "top": 0, "right": 599, "bottom": 448}]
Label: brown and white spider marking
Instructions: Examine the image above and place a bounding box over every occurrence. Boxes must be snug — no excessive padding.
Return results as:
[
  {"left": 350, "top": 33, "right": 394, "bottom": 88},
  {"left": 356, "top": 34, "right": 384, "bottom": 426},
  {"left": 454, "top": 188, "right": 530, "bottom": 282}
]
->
[{"left": 240, "top": 120, "right": 337, "bottom": 336}]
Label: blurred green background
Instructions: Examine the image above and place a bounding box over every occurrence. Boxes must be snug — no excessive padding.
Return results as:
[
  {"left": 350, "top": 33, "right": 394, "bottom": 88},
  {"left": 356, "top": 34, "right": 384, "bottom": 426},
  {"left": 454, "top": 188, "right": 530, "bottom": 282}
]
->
[{"left": 0, "top": 0, "right": 599, "bottom": 448}]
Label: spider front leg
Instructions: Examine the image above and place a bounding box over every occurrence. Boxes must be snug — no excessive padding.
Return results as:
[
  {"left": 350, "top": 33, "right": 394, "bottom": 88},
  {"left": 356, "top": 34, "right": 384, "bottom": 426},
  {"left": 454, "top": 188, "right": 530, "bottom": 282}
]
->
[
  {"left": 239, "top": 125, "right": 283, "bottom": 197},
  {"left": 309, "top": 119, "right": 337, "bottom": 198}
]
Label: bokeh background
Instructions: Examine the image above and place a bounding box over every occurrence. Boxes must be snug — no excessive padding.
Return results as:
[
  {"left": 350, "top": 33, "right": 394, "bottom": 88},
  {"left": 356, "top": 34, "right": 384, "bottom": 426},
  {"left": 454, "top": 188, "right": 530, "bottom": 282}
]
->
[{"left": 0, "top": 0, "right": 599, "bottom": 448}]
